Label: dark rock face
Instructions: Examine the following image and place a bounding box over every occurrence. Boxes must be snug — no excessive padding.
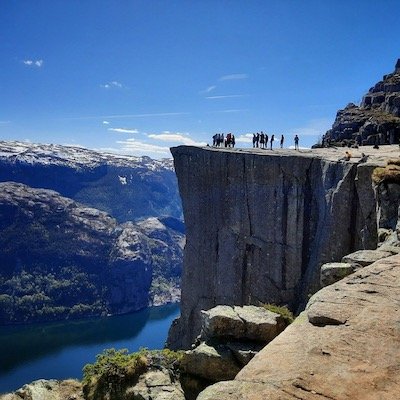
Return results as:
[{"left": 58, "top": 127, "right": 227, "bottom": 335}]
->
[
  {"left": 168, "top": 146, "right": 378, "bottom": 349},
  {"left": 0, "top": 182, "right": 183, "bottom": 324},
  {"left": 0, "top": 141, "right": 182, "bottom": 222},
  {"left": 324, "top": 60, "right": 400, "bottom": 145}
]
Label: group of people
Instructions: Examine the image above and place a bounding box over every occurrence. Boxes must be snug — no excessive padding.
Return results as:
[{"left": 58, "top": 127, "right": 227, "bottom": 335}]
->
[
  {"left": 212, "top": 133, "right": 236, "bottom": 148},
  {"left": 212, "top": 132, "right": 300, "bottom": 150},
  {"left": 252, "top": 132, "right": 284, "bottom": 149}
]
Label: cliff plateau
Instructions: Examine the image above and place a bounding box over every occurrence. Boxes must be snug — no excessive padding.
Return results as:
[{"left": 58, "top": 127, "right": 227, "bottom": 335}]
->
[{"left": 168, "top": 145, "right": 382, "bottom": 349}]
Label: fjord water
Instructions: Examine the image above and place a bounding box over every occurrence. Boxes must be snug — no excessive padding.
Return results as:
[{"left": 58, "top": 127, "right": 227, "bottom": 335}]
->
[{"left": 0, "top": 303, "right": 179, "bottom": 394}]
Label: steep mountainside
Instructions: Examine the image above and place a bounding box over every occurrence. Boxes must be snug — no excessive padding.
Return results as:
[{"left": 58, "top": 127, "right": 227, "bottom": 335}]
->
[
  {"left": 168, "top": 146, "right": 379, "bottom": 349},
  {"left": 0, "top": 141, "right": 182, "bottom": 222},
  {"left": 324, "top": 60, "right": 400, "bottom": 145},
  {"left": 0, "top": 182, "right": 184, "bottom": 324},
  {"left": 0, "top": 140, "right": 184, "bottom": 324}
]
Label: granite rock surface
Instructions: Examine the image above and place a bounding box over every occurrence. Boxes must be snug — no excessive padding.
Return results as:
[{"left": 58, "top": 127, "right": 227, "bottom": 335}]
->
[{"left": 197, "top": 254, "right": 400, "bottom": 400}]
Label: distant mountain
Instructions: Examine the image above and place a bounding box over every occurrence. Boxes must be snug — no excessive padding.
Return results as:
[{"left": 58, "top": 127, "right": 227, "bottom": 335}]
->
[
  {"left": 0, "top": 182, "right": 184, "bottom": 324},
  {"left": 0, "top": 141, "right": 182, "bottom": 222},
  {"left": 0, "top": 141, "right": 184, "bottom": 324},
  {"left": 322, "top": 59, "right": 400, "bottom": 146}
]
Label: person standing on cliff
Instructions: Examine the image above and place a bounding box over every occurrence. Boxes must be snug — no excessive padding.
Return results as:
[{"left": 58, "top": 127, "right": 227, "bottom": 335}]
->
[
  {"left": 280, "top": 134, "right": 284, "bottom": 148},
  {"left": 294, "top": 134, "right": 299, "bottom": 150},
  {"left": 260, "top": 132, "right": 265, "bottom": 148},
  {"left": 270, "top": 134, "right": 274, "bottom": 149},
  {"left": 265, "top": 133, "right": 269, "bottom": 149}
]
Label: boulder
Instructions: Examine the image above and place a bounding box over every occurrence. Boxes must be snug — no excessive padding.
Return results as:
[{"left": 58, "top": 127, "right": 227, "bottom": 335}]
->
[
  {"left": 200, "top": 305, "right": 284, "bottom": 342},
  {"left": 320, "top": 262, "right": 362, "bottom": 287},
  {"left": 200, "top": 305, "right": 245, "bottom": 339},
  {"left": 125, "top": 368, "right": 185, "bottom": 400},
  {"left": 342, "top": 249, "right": 393, "bottom": 266},
  {"left": 180, "top": 342, "right": 241, "bottom": 382},
  {"left": 234, "top": 306, "right": 285, "bottom": 342}
]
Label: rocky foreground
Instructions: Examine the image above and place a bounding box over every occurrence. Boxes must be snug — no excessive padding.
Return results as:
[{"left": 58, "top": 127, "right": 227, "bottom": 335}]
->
[{"left": 198, "top": 254, "right": 400, "bottom": 400}]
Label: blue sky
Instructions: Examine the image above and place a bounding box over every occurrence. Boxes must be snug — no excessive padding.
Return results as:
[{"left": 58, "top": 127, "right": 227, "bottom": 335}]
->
[{"left": 1, "top": 0, "right": 400, "bottom": 158}]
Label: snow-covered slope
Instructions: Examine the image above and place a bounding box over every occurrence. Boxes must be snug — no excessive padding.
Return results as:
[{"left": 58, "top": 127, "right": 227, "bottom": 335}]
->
[{"left": 0, "top": 141, "right": 182, "bottom": 222}]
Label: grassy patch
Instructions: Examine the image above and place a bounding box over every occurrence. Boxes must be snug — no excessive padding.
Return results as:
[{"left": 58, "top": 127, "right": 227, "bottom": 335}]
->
[
  {"left": 82, "top": 348, "right": 184, "bottom": 400},
  {"left": 261, "top": 303, "right": 294, "bottom": 325}
]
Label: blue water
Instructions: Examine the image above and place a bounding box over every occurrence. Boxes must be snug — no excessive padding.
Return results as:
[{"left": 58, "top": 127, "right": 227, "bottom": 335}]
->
[{"left": 0, "top": 303, "right": 180, "bottom": 394}]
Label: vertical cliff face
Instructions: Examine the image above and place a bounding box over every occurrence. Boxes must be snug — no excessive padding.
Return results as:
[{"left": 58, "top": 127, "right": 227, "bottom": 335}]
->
[{"left": 168, "top": 146, "right": 378, "bottom": 349}]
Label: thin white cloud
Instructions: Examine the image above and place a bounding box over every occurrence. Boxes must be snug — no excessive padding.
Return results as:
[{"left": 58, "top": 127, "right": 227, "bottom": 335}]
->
[
  {"left": 108, "top": 127, "right": 139, "bottom": 134},
  {"left": 102, "top": 121, "right": 110, "bottom": 125},
  {"left": 116, "top": 138, "right": 170, "bottom": 156},
  {"left": 100, "top": 81, "right": 124, "bottom": 89},
  {"left": 148, "top": 132, "right": 206, "bottom": 146},
  {"left": 206, "top": 94, "right": 249, "bottom": 99},
  {"left": 0, "top": 120, "right": 11, "bottom": 124},
  {"left": 219, "top": 74, "right": 248, "bottom": 81},
  {"left": 200, "top": 85, "right": 216, "bottom": 94},
  {"left": 290, "top": 118, "right": 332, "bottom": 137},
  {"left": 235, "top": 133, "right": 253, "bottom": 143},
  {"left": 23, "top": 59, "right": 43, "bottom": 67}
]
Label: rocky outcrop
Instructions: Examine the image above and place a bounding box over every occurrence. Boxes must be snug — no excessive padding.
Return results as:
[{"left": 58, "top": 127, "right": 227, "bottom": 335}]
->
[
  {"left": 125, "top": 368, "right": 185, "bottom": 400},
  {"left": 180, "top": 305, "right": 287, "bottom": 398},
  {"left": 0, "top": 140, "right": 182, "bottom": 222},
  {"left": 197, "top": 254, "right": 400, "bottom": 400},
  {"left": 341, "top": 249, "right": 393, "bottom": 266},
  {"left": 137, "top": 217, "right": 185, "bottom": 306},
  {"left": 323, "top": 60, "right": 400, "bottom": 145},
  {"left": 199, "top": 305, "right": 286, "bottom": 343},
  {"left": 0, "top": 379, "right": 84, "bottom": 400},
  {"left": 168, "top": 146, "right": 378, "bottom": 348},
  {"left": 0, "top": 182, "right": 183, "bottom": 324},
  {"left": 320, "top": 262, "right": 362, "bottom": 287}
]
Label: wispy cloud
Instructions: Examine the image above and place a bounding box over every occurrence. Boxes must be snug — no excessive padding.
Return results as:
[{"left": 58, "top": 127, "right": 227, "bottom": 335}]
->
[
  {"left": 108, "top": 127, "right": 139, "bottom": 134},
  {"left": 290, "top": 118, "right": 332, "bottom": 137},
  {"left": 206, "top": 94, "right": 249, "bottom": 99},
  {"left": 100, "top": 81, "right": 124, "bottom": 89},
  {"left": 200, "top": 85, "right": 216, "bottom": 94},
  {"left": 219, "top": 73, "right": 248, "bottom": 81},
  {"left": 0, "top": 120, "right": 11, "bottom": 124},
  {"left": 102, "top": 121, "right": 110, "bottom": 125},
  {"left": 116, "top": 138, "right": 170, "bottom": 156},
  {"left": 148, "top": 131, "right": 206, "bottom": 146},
  {"left": 23, "top": 59, "right": 43, "bottom": 67}
]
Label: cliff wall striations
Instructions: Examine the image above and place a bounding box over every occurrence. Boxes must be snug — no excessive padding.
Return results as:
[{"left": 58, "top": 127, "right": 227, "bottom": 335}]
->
[{"left": 168, "top": 146, "right": 378, "bottom": 348}]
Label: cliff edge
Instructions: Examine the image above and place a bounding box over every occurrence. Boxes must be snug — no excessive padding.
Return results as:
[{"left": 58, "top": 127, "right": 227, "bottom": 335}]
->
[{"left": 167, "top": 145, "right": 397, "bottom": 349}]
